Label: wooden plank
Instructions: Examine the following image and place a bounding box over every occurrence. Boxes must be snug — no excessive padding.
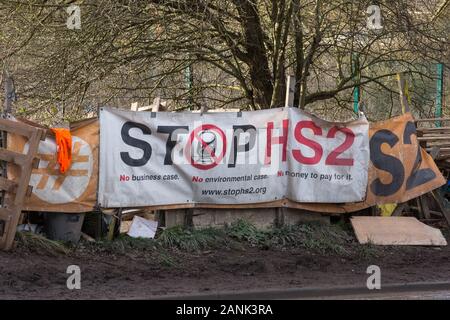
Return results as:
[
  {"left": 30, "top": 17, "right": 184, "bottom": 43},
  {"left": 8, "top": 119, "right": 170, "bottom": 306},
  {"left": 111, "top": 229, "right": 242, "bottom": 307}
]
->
[
  {"left": 415, "top": 118, "right": 450, "bottom": 123},
  {"left": 285, "top": 74, "right": 296, "bottom": 108},
  {"left": 436, "top": 151, "right": 450, "bottom": 156},
  {"left": 0, "top": 208, "right": 14, "bottom": 221},
  {"left": 350, "top": 216, "right": 447, "bottom": 246},
  {"left": 0, "top": 221, "right": 4, "bottom": 239},
  {"left": 391, "top": 203, "right": 407, "bottom": 216},
  {"left": 151, "top": 97, "right": 161, "bottom": 112},
  {"left": 429, "top": 146, "right": 441, "bottom": 159},
  {"left": 430, "top": 190, "right": 450, "bottom": 227},
  {"left": 107, "top": 215, "right": 117, "bottom": 240},
  {"left": 418, "top": 195, "right": 431, "bottom": 219},
  {"left": 12, "top": 132, "right": 41, "bottom": 205},
  {"left": 418, "top": 127, "right": 450, "bottom": 132},
  {"left": 0, "top": 177, "right": 17, "bottom": 193},
  {"left": 0, "top": 128, "right": 45, "bottom": 250},
  {"left": 421, "top": 132, "right": 450, "bottom": 137},
  {"left": 426, "top": 147, "right": 450, "bottom": 152},
  {"left": 420, "top": 132, "right": 450, "bottom": 137},
  {"left": 426, "top": 143, "right": 450, "bottom": 151},
  {"left": 415, "top": 198, "right": 425, "bottom": 219},
  {"left": 0, "top": 118, "right": 35, "bottom": 138},
  {"left": 26, "top": 185, "right": 33, "bottom": 197},
  {"left": 31, "top": 157, "right": 40, "bottom": 169},
  {"left": 418, "top": 136, "right": 450, "bottom": 142},
  {"left": 417, "top": 132, "right": 450, "bottom": 138},
  {"left": 13, "top": 118, "right": 50, "bottom": 139},
  {"left": 0, "top": 148, "right": 27, "bottom": 166},
  {"left": 397, "top": 73, "right": 410, "bottom": 113},
  {"left": 426, "top": 142, "right": 450, "bottom": 147},
  {"left": 418, "top": 134, "right": 450, "bottom": 139}
]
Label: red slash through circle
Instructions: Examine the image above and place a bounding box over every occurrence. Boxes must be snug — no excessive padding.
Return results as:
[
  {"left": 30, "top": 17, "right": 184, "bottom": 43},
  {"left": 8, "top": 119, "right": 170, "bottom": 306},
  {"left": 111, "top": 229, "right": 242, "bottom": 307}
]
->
[{"left": 185, "top": 124, "right": 227, "bottom": 170}]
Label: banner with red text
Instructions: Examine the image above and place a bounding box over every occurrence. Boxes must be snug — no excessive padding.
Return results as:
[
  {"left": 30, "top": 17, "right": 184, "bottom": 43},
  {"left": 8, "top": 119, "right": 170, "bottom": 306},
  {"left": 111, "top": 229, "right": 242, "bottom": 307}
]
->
[
  {"left": 98, "top": 107, "right": 370, "bottom": 207},
  {"left": 292, "top": 112, "right": 446, "bottom": 213}
]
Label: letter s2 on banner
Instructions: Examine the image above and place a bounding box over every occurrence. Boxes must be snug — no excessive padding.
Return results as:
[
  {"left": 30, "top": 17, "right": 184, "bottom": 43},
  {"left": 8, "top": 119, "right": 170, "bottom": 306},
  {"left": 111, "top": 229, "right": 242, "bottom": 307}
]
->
[
  {"left": 98, "top": 107, "right": 370, "bottom": 207},
  {"left": 287, "top": 112, "right": 446, "bottom": 213}
]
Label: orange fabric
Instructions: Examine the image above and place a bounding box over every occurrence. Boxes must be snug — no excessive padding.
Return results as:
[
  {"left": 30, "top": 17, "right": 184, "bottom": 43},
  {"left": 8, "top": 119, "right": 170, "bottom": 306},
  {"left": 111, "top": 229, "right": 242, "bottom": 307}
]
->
[{"left": 51, "top": 128, "right": 72, "bottom": 174}]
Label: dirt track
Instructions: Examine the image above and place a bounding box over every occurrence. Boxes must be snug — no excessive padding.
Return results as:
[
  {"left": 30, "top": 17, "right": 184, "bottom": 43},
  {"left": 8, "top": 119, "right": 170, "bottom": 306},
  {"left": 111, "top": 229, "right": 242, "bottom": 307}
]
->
[{"left": 1, "top": 229, "right": 450, "bottom": 299}]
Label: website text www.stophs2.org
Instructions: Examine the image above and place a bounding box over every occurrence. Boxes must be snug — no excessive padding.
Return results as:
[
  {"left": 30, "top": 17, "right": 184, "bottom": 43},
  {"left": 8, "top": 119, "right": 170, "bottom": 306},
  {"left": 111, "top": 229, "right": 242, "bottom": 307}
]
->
[{"left": 201, "top": 186, "right": 267, "bottom": 196}]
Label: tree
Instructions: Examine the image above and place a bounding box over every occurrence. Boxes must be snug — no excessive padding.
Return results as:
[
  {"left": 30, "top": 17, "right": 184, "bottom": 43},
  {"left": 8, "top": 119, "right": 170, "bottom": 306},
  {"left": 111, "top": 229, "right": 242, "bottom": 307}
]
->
[{"left": 0, "top": 0, "right": 448, "bottom": 122}]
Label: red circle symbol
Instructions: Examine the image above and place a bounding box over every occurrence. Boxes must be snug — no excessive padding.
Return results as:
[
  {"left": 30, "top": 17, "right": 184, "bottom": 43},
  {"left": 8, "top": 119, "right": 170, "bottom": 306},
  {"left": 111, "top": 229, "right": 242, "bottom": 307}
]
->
[{"left": 185, "top": 124, "right": 227, "bottom": 170}]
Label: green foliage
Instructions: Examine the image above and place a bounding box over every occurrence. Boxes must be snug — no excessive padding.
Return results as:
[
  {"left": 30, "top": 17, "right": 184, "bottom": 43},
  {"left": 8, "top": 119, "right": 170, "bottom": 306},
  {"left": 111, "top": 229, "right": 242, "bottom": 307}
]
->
[
  {"left": 16, "top": 218, "right": 373, "bottom": 260},
  {"left": 298, "top": 223, "right": 351, "bottom": 255},
  {"left": 100, "top": 234, "right": 159, "bottom": 252},
  {"left": 16, "top": 232, "right": 70, "bottom": 256},
  {"left": 157, "top": 226, "right": 228, "bottom": 251},
  {"left": 225, "top": 219, "right": 352, "bottom": 255},
  {"left": 357, "top": 242, "right": 379, "bottom": 260},
  {"left": 87, "top": 219, "right": 354, "bottom": 255},
  {"left": 225, "top": 219, "right": 267, "bottom": 246}
]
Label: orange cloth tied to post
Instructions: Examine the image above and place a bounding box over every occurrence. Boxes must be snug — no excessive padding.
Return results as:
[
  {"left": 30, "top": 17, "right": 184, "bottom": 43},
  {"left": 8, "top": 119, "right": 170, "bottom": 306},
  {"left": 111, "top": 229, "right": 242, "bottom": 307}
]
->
[{"left": 51, "top": 128, "right": 72, "bottom": 174}]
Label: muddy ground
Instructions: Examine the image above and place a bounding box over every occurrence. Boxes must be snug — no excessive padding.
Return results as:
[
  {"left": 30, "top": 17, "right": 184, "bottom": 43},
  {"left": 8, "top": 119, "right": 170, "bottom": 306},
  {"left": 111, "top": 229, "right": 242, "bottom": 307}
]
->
[{"left": 1, "top": 224, "right": 450, "bottom": 299}]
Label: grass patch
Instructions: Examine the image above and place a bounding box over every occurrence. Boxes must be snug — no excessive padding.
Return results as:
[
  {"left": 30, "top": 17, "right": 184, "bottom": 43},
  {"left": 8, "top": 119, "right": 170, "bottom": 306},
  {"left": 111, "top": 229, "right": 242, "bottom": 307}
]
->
[
  {"left": 155, "top": 251, "right": 179, "bottom": 267},
  {"left": 87, "top": 218, "right": 355, "bottom": 255},
  {"left": 16, "top": 232, "right": 70, "bottom": 256},
  {"left": 225, "top": 219, "right": 353, "bottom": 255},
  {"left": 297, "top": 223, "right": 352, "bottom": 255},
  {"left": 225, "top": 219, "right": 267, "bottom": 246},
  {"left": 16, "top": 218, "right": 360, "bottom": 258},
  {"left": 357, "top": 242, "right": 379, "bottom": 260},
  {"left": 86, "top": 225, "right": 228, "bottom": 253},
  {"left": 87, "top": 234, "right": 159, "bottom": 254},
  {"left": 158, "top": 226, "right": 228, "bottom": 251}
]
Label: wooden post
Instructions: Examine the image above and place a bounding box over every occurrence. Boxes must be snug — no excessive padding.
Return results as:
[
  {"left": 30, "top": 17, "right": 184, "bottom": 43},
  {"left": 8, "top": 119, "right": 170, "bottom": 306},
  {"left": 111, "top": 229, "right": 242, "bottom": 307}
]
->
[
  {"left": 284, "top": 74, "right": 296, "bottom": 108},
  {"left": 130, "top": 97, "right": 164, "bottom": 112},
  {"left": 0, "top": 119, "right": 46, "bottom": 250},
  {"left": 151, "top": 97, "right": 161, "bottom": 112},
  {"left": 391, "top": 202, "right": 408, "bottom": 216},
  {"left": 131, "top": 102, "right": 138, "bottom": 111},
  {"left": 352, "top": 53, "right": 360, "bottom": 113},
  {"left": 435, "top": 63, "right": 444, "bottom": 127},
  {"left": 185, "top": 64, "right": 194, "bottom": 110},
  {"left": 107, "top": 215, "right": 117, "bottom": 241},
  {"left": 430, "top": 189, "right": 450, "bottom": 227},
  {"left": 418, "top": 195, "right": 431, "bottom": 219},
  {"left": 397, "top": 72, "right": 410, "bottom": 114},
  {"left": 3, "top": 71, "right": 15, "bottom": 115},
  {"left": 1, "top": 70, "right": 14, "bottom": 192}
]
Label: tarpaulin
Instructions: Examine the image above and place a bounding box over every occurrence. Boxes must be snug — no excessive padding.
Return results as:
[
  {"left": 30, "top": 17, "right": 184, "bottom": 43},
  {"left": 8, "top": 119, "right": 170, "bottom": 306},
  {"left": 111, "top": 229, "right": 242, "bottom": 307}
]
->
[
  {"left": 7, "top": 110, "right": 445, "bottom": 214},
  {"left": 98, "top": 107, "right": 370, "bottom": 207},
  {"left": 288, "top": 112, "right": 446, "bottom": 213},
  {"left": 8, "top": 118, "right": 98, "bottom": 212}
]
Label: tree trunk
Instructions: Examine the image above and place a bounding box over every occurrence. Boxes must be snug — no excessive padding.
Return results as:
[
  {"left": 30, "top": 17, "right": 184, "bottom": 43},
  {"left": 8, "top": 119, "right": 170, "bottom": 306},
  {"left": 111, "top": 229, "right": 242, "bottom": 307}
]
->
[{"left": 233, "top": 0, "right": 273, "bottom": 108}]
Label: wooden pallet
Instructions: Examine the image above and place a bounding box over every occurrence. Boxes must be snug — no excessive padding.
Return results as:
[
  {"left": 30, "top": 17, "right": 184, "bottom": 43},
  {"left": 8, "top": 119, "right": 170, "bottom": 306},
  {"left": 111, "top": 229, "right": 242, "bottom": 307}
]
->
[
  {"left": 396, "top": 118, "right": 450, "bottom": 226},
  {"left": 416, "top": 118, "right": 450, "bottom": 174},
  {"left": 0, "top": 117, "right": 45, "bottom": 250}
]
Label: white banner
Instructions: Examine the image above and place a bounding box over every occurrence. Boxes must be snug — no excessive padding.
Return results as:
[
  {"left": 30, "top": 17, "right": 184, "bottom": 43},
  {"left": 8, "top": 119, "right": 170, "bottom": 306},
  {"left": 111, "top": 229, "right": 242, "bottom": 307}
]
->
[{"left": 99, "top": 107, "right": 369, "bottom": 207}]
